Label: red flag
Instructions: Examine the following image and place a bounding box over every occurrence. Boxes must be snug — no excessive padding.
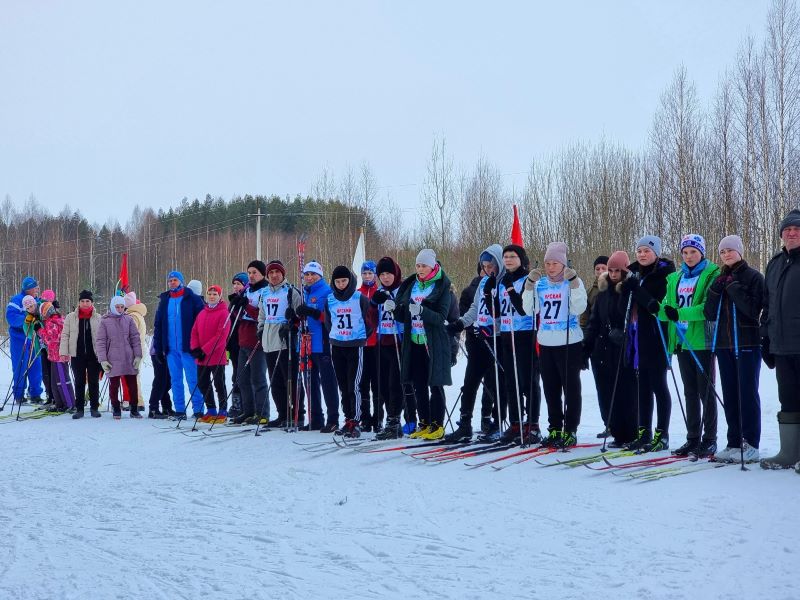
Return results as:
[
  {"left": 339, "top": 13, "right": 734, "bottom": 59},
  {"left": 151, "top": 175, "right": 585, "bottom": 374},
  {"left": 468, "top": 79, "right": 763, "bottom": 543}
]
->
[
  {"left": 116, "top": 253, "right": 130, "bottom": 296},
  {"left": 510, "top": 205, "right": 524, "bottom": 245}
]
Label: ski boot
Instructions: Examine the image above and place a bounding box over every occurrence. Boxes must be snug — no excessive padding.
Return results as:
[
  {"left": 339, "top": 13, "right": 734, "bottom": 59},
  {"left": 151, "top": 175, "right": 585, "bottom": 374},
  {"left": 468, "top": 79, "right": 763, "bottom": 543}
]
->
[
  {"left": 420, "top": 422, "right": 444, "bottom": 441},
  {"left": 375, "top": 418, "right": 402, "bottom": 440},
  {"left": 72, "top": 410, "right": 84, "bottom": 420},
  {"left": 444, "top": 419, "right": 473, "bottom": 443},
  {"left": 691, "top": 439, "right": 717, "bottom": 459},
  {"left": 624, "top": 427, "right": 652, "bottom": 453},
  {"left": 408, "top": 422, "right": 429, "bottom": 439},
  {"left": 148, "top": 410, "right": 168, "bottom": 420},
  {"left": 645, "top": 429, "right": 669, "bottom": 452},
  {"left": 672, "top": 438, "right": 700, "bottom": 457},
  {"left": 539, "top": 429, "right": 562, "bottom": 448}
]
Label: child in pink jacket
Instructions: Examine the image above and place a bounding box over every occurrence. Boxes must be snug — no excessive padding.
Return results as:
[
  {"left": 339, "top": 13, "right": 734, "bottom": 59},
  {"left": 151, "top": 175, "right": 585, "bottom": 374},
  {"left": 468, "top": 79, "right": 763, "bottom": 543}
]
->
[
  {"left": 190, "top": 285, "right": 231, "bottom": 423},
  {"left": 36, "top": 301, "right": 76, "bottom": 412}
]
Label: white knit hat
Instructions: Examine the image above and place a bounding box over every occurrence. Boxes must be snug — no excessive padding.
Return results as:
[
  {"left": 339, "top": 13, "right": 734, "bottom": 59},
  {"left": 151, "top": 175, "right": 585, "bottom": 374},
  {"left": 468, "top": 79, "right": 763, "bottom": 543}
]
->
[{"left": 415, "top": 249, "right": 437, "bottom": 268}]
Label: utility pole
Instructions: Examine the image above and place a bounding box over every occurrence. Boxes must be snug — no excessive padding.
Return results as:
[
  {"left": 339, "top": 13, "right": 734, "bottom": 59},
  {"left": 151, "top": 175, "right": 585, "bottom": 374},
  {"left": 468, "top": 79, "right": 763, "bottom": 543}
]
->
[{"left": 248, "top": 198, "right": 265, "bottom": 261}]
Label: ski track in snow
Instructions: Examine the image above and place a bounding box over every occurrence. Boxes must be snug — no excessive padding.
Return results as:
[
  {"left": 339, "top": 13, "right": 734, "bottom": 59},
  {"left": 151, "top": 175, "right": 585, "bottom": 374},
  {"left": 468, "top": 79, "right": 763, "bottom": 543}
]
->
[{"left": 0, "top": 355, "right": 798, "bottom": 600}]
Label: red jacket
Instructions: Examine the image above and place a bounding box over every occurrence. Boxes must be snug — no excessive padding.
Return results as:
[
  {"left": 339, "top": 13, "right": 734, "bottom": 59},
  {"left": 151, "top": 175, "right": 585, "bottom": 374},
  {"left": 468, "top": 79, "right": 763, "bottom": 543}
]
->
[
  {"left": 358, "top": 282, "right": 378, "bottom": 347},
  {"left": 190, "top": 301, "right": 231, "bottom": 366}
]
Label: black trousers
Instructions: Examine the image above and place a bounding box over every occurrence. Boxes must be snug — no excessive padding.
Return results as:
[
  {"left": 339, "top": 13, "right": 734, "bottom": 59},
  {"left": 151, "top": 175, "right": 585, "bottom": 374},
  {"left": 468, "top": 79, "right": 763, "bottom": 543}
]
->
[
  {"left": 718, "top": 348, "right": 762, "bottom": 448},
  {"left": 148, "top": 352, "right": 173, "bottom": 413},
  {"left": 71, "top": 354, "right": 101, "bottom": 411},
  {"left": 637, "top": 365, "right": 671, "bottom": 436},
  {"left": 461, "top": 332, "right": 504, "bottom": 422},
  {"left": 198, "top": 365, "right": 227, "bottom": 412},
  {"left": 41, "top": 350, "right": 54, "bottom": 401},
  {"left": 677, "top": 349, "right": 717, "bottom": 442},
  {"left": 331, "top": 345, "right": 363, "bottom": 421},
  {"left": 501, "top": 330, "right": 539, "bottom": 426},
  {"left": 266, "top": 348, "right": 302, "bottom": 422},
  {"left": 775, "top": 354, "right": 800, "bottom": 412},
  {"left": 592, "top": 348, "right": 637, "bottom": 443},
  {"left": 378, "top": 343, "right": 403, "bottom": 421},
  {"left": 359, "top": 346, "right": 383, "bottom": 425},
  {"left": 539, "top": 343, "right": 583, "bottom": 433},
  {"left": 409, "top": 342, "right": 446, "bottom": 426}
]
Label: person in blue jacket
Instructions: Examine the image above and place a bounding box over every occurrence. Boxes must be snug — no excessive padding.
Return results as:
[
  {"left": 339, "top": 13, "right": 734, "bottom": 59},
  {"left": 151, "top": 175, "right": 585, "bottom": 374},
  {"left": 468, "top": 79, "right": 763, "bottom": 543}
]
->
[
  {"left": 153, "top": 270, "right": 205, "bottom": 418},
  {"left": 293, "top": 261, "right": 340, "bottom": 432},
  {"left": 5, "top": 276, "right": 43, "bottom": 404}
]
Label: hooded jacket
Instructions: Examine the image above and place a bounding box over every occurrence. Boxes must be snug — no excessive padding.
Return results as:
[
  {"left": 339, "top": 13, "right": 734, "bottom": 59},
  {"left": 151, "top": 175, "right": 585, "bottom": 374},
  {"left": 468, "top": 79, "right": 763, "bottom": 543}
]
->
[
  {"left": 153, "top": 286, "right": 204, "bottom": 355},
  {"left": 125, "top": 302, "right": 149, "bottom": 361},
  {"left": 37, "top": 312, "right": 70, "bottom": 363},
  {"left": 659, "top": 259, "right": 720, "bottom": 353},
  {"left": 459, "top": 244, "right": 505, "bottom": 331},
  {"left": 257, "top": 279, "right": 302, "bottom": 353},
  {"left": 302, "top": 277, "right": 333, "bottom": 354},
  {"left": 190, "top": 300, "right": 232, "bottom": 366},
  {"left": 323, "top": 270, "right": 375, "bottom": 347},
  {"left": 96, "top": 311, "right": 142, "bottom": 377}
]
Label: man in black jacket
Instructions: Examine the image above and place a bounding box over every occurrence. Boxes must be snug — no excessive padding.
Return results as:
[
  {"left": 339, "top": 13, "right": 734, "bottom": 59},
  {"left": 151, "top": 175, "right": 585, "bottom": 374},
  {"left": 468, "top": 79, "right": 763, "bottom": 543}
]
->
[{"left": 760, "top": 208, "right": 800, "bottom": 470}]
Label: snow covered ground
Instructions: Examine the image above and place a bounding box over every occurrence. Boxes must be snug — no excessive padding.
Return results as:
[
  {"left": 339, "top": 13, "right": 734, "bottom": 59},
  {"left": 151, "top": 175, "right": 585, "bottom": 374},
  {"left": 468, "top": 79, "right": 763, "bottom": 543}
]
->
[{"left": 0, "top": 348, "right": 798, "bottom": 600}]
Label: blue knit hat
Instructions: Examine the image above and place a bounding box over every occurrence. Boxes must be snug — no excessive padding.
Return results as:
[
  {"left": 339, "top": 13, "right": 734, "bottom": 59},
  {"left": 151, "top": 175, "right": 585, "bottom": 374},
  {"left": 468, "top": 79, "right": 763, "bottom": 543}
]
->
[
  {"left": 361, "top": 261, "right": 377, "bottom": 273},
  {"left": 680, "top": 233, "right": 706, "bottom": 256},
  {"left": 21, "top": 276, "right": 38, "bottom": 293},
  {"left": 232, "top": 272, "right": 248, "bottom": 286},
  {"left": 167, "top": 270, "right": 185, "bottom": 285}
]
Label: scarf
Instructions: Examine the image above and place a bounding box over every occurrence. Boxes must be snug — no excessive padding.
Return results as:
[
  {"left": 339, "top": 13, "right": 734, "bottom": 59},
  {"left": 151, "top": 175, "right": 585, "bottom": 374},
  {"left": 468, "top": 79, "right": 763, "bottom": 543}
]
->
[
  {"left": 78, "top": 307, "right": 94, "bottom": 320},
  {"left": 169, "top": 287, "right": 185, "bottom": 298},
  {"left": 418, "top": 263, "right": 440, "bottom": 283}
]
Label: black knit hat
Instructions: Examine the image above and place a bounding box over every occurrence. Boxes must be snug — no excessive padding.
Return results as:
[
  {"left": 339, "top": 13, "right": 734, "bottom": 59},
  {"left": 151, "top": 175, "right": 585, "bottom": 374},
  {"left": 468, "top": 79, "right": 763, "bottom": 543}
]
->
[
  {"left": 331, "top": 265, "right": 351, "bottom": 280},
  {"left": 502, "top": 244, "right": 530, "bottom": 269},
  {"left": 247, "top": 260, "right": 267, "bottom": 276},
  {"left": 593, "top": 255, "right": 609, "bottom": 267},
  {"left": 79, "top": 289, "right": 94, "bottom": 302},
  {"left": 779, "top": 208, "right": 800, "bottom": 235}
]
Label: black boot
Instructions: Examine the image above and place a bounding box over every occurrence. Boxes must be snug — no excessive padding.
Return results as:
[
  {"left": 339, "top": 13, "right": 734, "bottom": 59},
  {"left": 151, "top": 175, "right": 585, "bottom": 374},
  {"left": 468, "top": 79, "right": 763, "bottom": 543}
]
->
[
  {"left": 444, "top": 419, "right": 473, "bottom": 443},
  {"left": 672, "top": 438, "right": 700, "bottom": 457},
  {"left": 148, "top": 410, "right": 167, "bottom": 419},
  {"left": 72, "top": 410, "right": 84, "bottom": 419},
  {"left": 374, "top": 418, "right": 402, "bottom": 440}
]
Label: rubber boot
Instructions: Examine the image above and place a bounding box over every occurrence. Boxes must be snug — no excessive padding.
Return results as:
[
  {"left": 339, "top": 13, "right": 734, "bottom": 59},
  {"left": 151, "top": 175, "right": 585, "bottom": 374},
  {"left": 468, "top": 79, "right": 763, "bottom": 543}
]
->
[{"left": 760, "top": 412, "right": 800, "bottom": 470}]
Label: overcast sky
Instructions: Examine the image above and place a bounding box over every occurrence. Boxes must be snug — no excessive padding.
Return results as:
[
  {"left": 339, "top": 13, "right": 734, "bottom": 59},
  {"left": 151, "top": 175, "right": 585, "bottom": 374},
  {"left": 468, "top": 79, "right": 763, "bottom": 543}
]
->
[{"left": 0, "top": 1, "right": 772, "bottom": 224}]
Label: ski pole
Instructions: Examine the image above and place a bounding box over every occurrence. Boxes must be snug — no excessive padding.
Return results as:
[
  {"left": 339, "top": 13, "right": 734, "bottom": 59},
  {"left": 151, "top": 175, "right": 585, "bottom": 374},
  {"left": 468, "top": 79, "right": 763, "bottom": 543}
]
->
[
  {"left": 732, "top": 302, "right": 747, "bottom": 471},
  {"left": 208, "top": 340, "right": 261, "bottom": 433},
  {"left": 443, "top": 389, "right": 462, "bottom": 433},
  {"left": 1, "top": 341, "right": 30, "bottom": 412},
  {"left": 601, "top": 290, "right": 634, "bottom": 453},
  {"left": 699, "top": 299, "right": 723, "bottom": 425},
  {"left": 14, "top": 346, "right": 44, "bottom": 421},
  {"left": 561, "top": 278, "right": 571, "bottom": 451},
  {"left": 506, "top": 287, "right": 525, "bottom": 448},
  {"left": 655, "top": 316, "right": 689, "bottom": 428},
  {"left": 255, "top": 346, "right": 284, "bottom": 436},
  {"left": 673, "top": 324, "right": 725, "bottom": 409},
  {"left": 488, "top": 284, "right": 503, "bottom": 435}
]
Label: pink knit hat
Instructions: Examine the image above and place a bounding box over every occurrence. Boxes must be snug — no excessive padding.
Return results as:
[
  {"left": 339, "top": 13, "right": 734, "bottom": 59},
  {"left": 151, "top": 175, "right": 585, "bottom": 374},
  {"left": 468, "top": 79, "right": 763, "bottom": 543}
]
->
[
  {"left": 607, "top": 251, "right": 631, "bottom": 272},
  {"left": 124, "top": 292, "right": 138, "bottom": 308},
  {"left": 41, "top": 290, "right": 56, "bottom": 302},
  {"left": 544, "top": 242, "right": 568, "bottom": 267}
]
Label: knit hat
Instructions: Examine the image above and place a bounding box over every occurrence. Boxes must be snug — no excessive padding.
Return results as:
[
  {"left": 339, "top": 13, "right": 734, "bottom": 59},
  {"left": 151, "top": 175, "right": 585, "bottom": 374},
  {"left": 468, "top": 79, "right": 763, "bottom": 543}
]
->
[
  {"left": 247, "top": 260, "right": 267, "bottom": 276},
  {"left": 124, "top": 291, "right": 138, "bottom": 308},
  {"left": 607, "top": 251, "right": 631, "bottom": 272},
  {"left": 718, "top": 235, "right": 744, "bottom": 258},
  {"left": 168, "top": 270, "right": 184, "bottom": 286},
  {"left": 232, "top": 272, "right": 248, "bottom": 286},
  {"left": 187, "top": 280, "right": 202, "bottom": 296},
  {"left": 21, "top": 276, "right": 38, "bottom": 292},
  {"left": 40, "top": 290, "right": 56, "bottom": 302},
  {"left": 109, "top": 296, "right": 126, "bottom": 315},
  {"left": 544, "top": 242, "right": 568, "bottom": 267},
  {"left": 207, "top": 285, "right": 222, "bottom": 296},
  {"left": 361, "top": 260, "right": 377, "bottom": 274},
  {"left": 39, "top": 301, "right": 55, "bottom": 318},
  {"left": 636, "top": 235, "right": 662, "bottom": 257},
  {"left": 304, "top": 261, "right": 324, "bottom": 277},
  {"left": 22, "top": 295, "right": 37, "bottom": 309},
  {"left": 779, "top": 208, "right": 800, "bottom": 235},
  {"left": 265, "top": 260, "right": 286, "bottom": 278},
  {"left": 416, "top": 249, "right": 437, "bottom": 269},
  {"left": 680, "top": 233, "right": 706, "bottom": 256},
  {"left": 331, "top": 265, "right": 351, "bottom": 280},
  {"left": 79, "top": 289, "right": 94, "bottom": 302},
  {"left": 593, "top": 255, "right": 609, "bottom": 267},
  {"left": 502, "top": 244, "right": 530, "bottom": 269},
  {"left": 377, "top": 257, "right": 397, "bottom": 275}
]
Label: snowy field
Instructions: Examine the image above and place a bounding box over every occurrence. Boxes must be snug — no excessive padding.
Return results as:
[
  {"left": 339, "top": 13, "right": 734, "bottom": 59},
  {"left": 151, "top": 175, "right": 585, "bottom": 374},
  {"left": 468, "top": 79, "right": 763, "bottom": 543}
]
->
[{"left": 1, "top": 346, "right": 798, "bottom": 600}]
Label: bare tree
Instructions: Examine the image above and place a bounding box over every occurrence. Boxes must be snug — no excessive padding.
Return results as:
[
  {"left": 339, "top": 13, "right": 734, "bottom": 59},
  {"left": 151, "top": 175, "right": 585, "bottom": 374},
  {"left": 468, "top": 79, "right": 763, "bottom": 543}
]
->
[{"left": 420, "top": 135, "right": 458, "bottom": 250}]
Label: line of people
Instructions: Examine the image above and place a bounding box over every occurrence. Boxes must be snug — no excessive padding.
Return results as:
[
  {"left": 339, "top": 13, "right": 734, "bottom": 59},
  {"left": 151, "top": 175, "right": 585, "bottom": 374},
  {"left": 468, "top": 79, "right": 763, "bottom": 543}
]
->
[{"left": 4, "top": 208, "right": 800, "bottom": 472}]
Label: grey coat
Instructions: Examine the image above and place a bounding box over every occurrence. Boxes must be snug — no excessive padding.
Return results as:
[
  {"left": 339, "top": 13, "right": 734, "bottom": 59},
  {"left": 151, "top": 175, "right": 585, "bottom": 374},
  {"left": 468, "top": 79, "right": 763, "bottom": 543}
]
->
[{"left": 95, "top": 312, "right": 142, "bottom": 377}]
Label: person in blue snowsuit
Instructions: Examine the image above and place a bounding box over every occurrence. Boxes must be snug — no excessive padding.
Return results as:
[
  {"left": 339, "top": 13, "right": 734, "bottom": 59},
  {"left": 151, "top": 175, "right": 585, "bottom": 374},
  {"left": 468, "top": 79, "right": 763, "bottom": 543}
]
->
[
  {"left": 153, "top": 270, "right": 205, "bottom": 417},
  {"left": 5, "top": 276, "right": 43, "bottom": 403}
]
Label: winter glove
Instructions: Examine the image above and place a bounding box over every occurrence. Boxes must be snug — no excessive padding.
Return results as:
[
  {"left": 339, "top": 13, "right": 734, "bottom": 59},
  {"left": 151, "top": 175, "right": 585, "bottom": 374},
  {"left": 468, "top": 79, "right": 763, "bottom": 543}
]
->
[
  {"left": 383, "top": 299, "right": 396, "bottom": 312},
  {"left": 372, "top": 290, "right": 389, "bottom": 304},
  {"left": 620, "top": 276, "right": 640, "bottom": 294},
  {"left": 524, "top": 269, "right": 542, "bottom": 291},
  {"left": 646, "top": 299, "right": 660, "bottom": 315},
  {"left": 279, "top": 324, "right": 290, "bottom": 343},
  {"left": 256, "top": 326, "right": 264, "bottom": 339},
  {"left": 32, "top": 321, "right": 43, "bottom": 332},
  {"left": 101, "top": 361, "right": 112, "bottom": 373},
  {"left": 608, "top": 328, "right": 625, "bottom": 346},
  {"left": 408, "top": 303, "right": 423, "bottom": 317},
  {"left": 285, "top": 307, "right": 297, "bottom": 322},
  {"left": 296, "top": 304, "right": 322, "bottom": 320},
  {"left": 664, "top": 305, "right": 680, "bottom": 322},
  {"left": 133, "top": 357, "right": 142, "bottom": 370},
  {"left": 190, "top": 347, "right": 206, "bottom": 361},
  {"left": 447, "top": 319, "right": 465, "bottom": 335},
  {"left": 506, "top": 288, "right": 525, "bottom": 315},
  {"left": 231, "top": 294, "right": 249, "bottom": 309},
  {"left": 564, "top": 267, "right": 579, "bottom": 289},
  {"left": 711, "top": 274, "right": 733, "bottom": 295},
  {"left": 483, "top": 274, "right": 497, "bottom": 295},
  {"left": 500, "top": 272, "right": 516, "bottom": 289},
  {"left": 761, "top": 337, "right": 776, "bottom": 369}
]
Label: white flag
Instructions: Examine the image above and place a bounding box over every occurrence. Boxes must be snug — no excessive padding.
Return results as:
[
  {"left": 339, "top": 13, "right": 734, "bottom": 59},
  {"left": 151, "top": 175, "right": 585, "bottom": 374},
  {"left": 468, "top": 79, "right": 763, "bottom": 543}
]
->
[{"left": 351, "top": 229, "right": 365, "bottom": 288}]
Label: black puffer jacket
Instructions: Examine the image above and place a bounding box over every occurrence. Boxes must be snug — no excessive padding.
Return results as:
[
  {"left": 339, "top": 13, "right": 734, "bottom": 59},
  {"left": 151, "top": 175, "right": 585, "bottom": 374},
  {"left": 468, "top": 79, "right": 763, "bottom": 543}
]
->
[
  {"left": 624, "top": 258, "right": 676, "bottom": 367},
  {"left": 584, "top": 273, "right": 628, "bottom": 368},
  {"left": 761, "top": 246, "right": 800, "bottom": 355},
  {"left": 704, "top": 260, "right": 764, "bottom": 350}
]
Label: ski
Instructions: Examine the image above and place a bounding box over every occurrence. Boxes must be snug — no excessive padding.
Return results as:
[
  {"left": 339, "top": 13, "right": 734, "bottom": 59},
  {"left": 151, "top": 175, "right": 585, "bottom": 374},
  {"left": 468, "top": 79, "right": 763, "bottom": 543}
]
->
[
  {"left": 535, "top": 448, "right": 634, "bottom": 467},
  {"left": 632, "top": 461, "right": 730, "bottom": 481},
  {"left": 426, "top": 442, "right": 516, "bottom": 464},
  {"left": 201, "top": 427, "right": 256, "bottom": 439},
  {"left": 0, "top": 410, "right": 67, "bottom": 423},
  {"left": 478, "top": 442, "right": 602, "bottom": 469},
  {"left": 586, "top": 453, "right": 685, "bottom": 472}
]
